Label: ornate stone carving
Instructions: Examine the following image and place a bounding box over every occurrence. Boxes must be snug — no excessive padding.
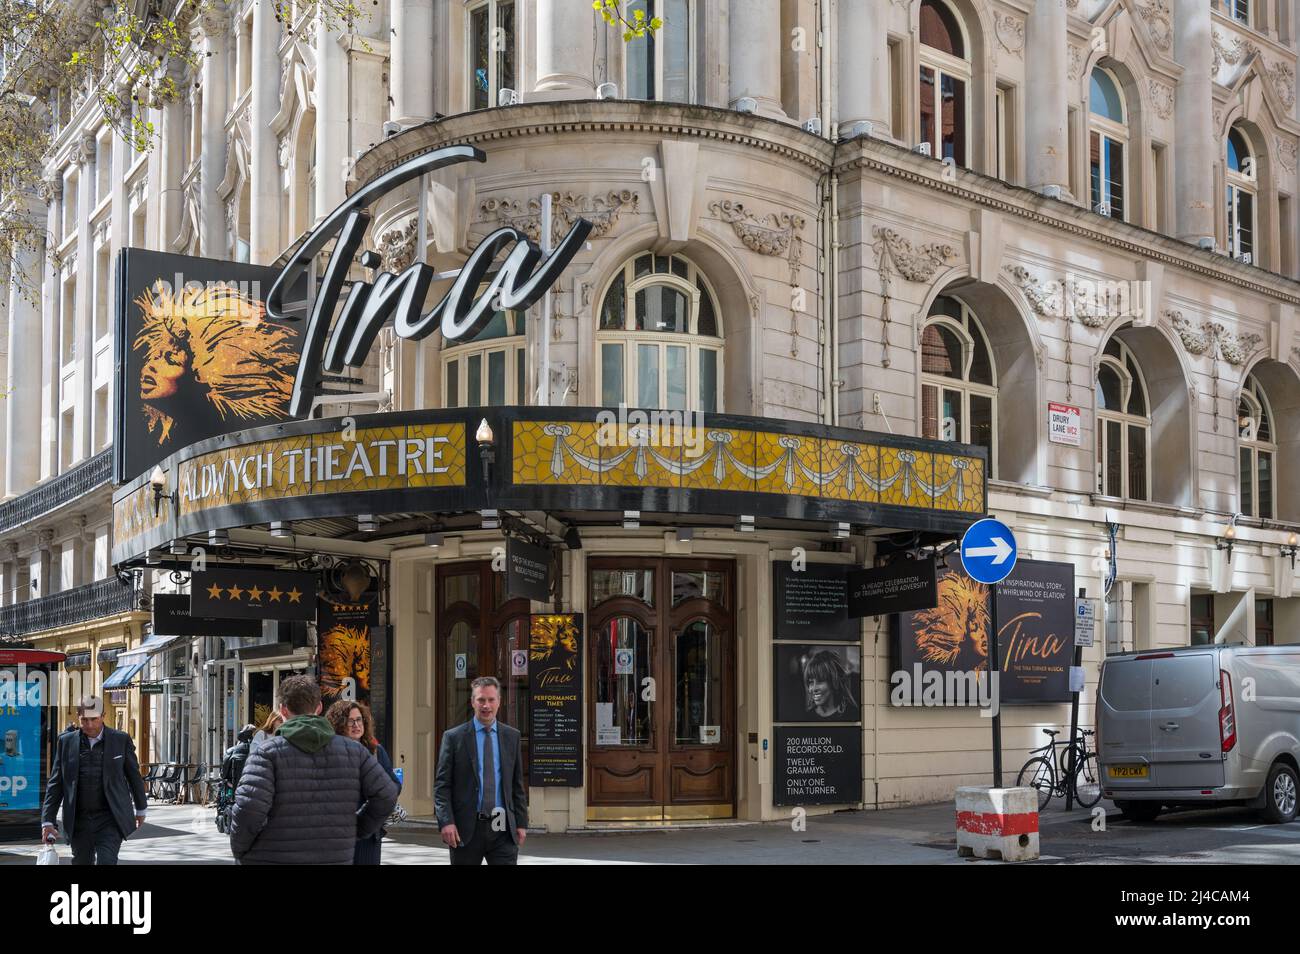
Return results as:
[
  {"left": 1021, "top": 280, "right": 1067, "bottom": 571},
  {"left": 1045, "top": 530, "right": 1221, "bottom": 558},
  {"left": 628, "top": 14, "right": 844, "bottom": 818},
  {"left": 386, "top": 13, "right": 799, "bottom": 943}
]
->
[
  {"left": 277, "top": 136, "right": 292, "bottom": 171},
  {"left": 1067, "top": 45, "right": 1082, "bottom": 80},
  {"left": 995, "top": 14, "right": 1024, "bottom": 58},
  {"left": 1165, "top": 310, "right": 1263, "bottom": 365},
  {"left": 1134, "top": 0, "right": 1172, "bottom": 53},
  {"left": 1149, "top": 80, "right": 1174, "bottom": 120},
  {"left": 37, "top": 174, "right": 63, "bottom": 203},
  {"left": 482, "top": 189, "right": 639, "bottom": 246},
  {"left": 1276, "top": 137, "right": 1298, "bottom": 175},
  {"left": 76, "top": 132, "right": 97, "bottom": 166},
  {"left": 710, "top": 199, "right": 805, "bottom": 258},
  {"left": 376, "top": 217, "right": 419, "bottom": 273},
  {"left": 1211, "top": 28, "right": 1256, "bottom": 78},
  {"left": 1001, "top": 265, "right": 1111, "bottom": 329},
  {"left": 1267, "top": 60, "right": 1297, "bottom": 110},
  {"left": 872, "top": 226, "right": 956, "bottom": 283}
]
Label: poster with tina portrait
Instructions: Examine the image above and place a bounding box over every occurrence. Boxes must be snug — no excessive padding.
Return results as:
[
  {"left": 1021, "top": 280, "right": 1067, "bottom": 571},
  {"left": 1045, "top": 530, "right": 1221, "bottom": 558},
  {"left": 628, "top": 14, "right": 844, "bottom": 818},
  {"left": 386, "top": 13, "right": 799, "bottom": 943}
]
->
[
  {"left": 114, "top": 249, "right": 307, "bottom": 483},
  {"left": 317, "top": 562, "right": 381, "bottom": 711},
  {"left": 773, "top": 643, "right": 863, "bottom": 724}
]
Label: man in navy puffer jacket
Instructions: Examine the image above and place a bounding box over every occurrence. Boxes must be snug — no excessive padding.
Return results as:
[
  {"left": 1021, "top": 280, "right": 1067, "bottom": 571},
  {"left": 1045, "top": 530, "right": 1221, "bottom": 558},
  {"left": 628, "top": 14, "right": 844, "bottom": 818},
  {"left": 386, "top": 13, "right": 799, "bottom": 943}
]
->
[{"left": 229, "top": 675, "right": 397, "bottom": 865}]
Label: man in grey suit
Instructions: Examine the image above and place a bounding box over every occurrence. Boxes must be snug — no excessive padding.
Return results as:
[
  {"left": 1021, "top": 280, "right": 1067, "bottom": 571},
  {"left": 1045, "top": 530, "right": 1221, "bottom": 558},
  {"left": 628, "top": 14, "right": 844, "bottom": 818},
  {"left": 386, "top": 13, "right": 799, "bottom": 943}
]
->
[
  {"left": 434, "top": 676, "right": 528, "bottom": 865},
  {"left": 41, "top": 696, "right": 148, "bottom": 865}
]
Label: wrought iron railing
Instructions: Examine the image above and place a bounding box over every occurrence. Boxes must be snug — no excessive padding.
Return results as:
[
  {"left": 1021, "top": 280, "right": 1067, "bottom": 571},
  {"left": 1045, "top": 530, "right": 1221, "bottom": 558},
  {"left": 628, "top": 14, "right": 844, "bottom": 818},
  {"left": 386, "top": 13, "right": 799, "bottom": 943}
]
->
[
  {"left": 0, "top": 575, "right": 144, "bottom": 638},
  {"left": 0, "top": 449, "right": 112, "bottom": 535}
]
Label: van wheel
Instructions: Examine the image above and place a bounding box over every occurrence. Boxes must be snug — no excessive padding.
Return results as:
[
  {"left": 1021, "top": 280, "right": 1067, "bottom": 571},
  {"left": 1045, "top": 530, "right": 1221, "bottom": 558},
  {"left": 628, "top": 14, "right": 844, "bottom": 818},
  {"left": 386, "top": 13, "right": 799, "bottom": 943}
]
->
[
  {"left": 1115, "top": 800, "right": 1161, "bottom": 822},
  {"left": 1260, "top": 763, "right": 1298, "bottom": 824}
]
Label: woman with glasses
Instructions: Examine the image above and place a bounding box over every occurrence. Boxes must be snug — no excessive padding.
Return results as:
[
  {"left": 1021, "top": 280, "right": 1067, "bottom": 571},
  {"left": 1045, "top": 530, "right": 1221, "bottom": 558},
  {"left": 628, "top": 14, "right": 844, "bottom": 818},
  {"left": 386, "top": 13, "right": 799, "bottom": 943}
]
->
[{"left": 326, "top": 700, "right": 402, "bottom": 864}]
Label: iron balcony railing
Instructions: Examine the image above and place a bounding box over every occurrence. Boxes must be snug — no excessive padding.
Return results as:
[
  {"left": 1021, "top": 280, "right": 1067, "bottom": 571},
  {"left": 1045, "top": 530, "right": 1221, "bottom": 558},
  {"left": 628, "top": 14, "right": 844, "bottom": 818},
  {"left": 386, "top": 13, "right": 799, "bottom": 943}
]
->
[
  {"left": 0, "top": 575, "right": 145, "bottom": 638},
  {"left": 0, "top": 449, "right": 112, "bottom": 535}
]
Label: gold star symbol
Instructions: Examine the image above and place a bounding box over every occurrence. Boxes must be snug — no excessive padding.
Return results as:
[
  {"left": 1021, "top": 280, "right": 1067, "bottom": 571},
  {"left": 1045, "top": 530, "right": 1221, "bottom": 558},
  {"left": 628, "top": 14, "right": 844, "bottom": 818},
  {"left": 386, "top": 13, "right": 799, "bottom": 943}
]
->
[
  {"left": 267, "top": 586, "right": 283, "bottom": 602},
  {"left": 247, "top": 585, "right": 263, "bottom": 601},
  {"left": 206, "top": 583, "right": 223, "bottom": 600},
  {"left": 227, "top": 585, "right": 244, "bottom": 600},
  {"left": 287, "top": 587, "right": 302, "bottom": 603}
]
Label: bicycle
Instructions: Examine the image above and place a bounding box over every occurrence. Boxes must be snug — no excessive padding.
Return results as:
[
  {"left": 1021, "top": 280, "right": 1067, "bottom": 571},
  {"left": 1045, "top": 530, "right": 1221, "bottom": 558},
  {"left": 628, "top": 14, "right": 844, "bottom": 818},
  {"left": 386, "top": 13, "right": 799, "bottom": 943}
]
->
[{"left": 1016, "top": 728, "right": 1102, "bottom": 811}]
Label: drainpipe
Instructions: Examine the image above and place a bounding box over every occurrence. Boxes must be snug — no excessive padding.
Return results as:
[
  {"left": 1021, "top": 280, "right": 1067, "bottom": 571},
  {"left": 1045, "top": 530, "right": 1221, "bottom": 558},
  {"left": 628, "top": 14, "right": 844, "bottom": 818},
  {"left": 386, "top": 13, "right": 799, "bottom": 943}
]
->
[{"left": 819, "top": 0, "right": 838, "bottom": 425}]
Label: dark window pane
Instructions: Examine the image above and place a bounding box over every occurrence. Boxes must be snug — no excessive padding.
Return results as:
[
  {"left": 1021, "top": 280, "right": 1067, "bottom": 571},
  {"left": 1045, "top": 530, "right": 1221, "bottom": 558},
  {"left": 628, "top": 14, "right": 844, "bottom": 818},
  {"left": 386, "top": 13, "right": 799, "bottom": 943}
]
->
[
  {"left": 675, "top": 620, "right": 722, "bottom": 744},
  {"left": 968, "top": 322, "right": 993, "bottom": 385},
  {"left": 1238, "top": 190, "right": 1254, "bottom": 258},
  {"left": 635, "top": 254, "right": 653, "bottom": 277},
  {"left": 1125, "top": 357, "right": 1145, "bottom": 416},
  {"left": 496, "top": 1, "right": 515, "bottom": 96},
  {"left": 1127, "top": 423, "right": 1147, "bottom": 500},
  {"left": 594, "top": 617, "right": 653, "bottom": 745},
  {"left": 1090, "top": 130, "right": 1103, "bottom": 209},
  {"left": 636, "top": 284, "right": 688, "bottom": 332},
  {"left": 942, "top": 73, "right": 966, "bottom": 166},
  {"left": 1259, "top": 450, "right": 1273, "bottom": 519},
  {"left": 698, "top": 349, "right": 718, "bottom": 413},
  {"left": 1108, "top": 138, "right": 1125, "bottom": 220},
  {"left": 1238, "top": 396, "right": 1255, "bottom": 440},
  {"left": 601, "top": 272, "right": 626, "bottom": 329},
  {"left": 1097, "top": 364, "right": 1122, "bottom": 411},
  {"left": 445, "top": 360, "right": 459, "bottom": 408},
  {"left": 929, "top": 296, "right": 963, "bottom": 321},
  {"left": 1105, "top": 419, "right": 1123, "bottom": 496},
  {"left": 697, "top": 278, "right": 718, "bottom": 336},
  {"left": 672, "top": 570, "right": 726, "bottom": 607},
  {"left": 970, "top": 393, "right": 994, "bottom": 459},
  {"left": 921, "top": 323, "right": 963, "bottom": 378},
  {"left": 919, "top": 66, "right": 936, "bottom": 154},
  {"left": 1240, "top": 446, "right": 1254, "bottom": 517},
  {"left": 444, "top": 620, "right": 478, "bottom": 730},
  {"left": 471, "top": 6, "right": 489, "bottom": 111},
  {"left": 670, "top": 256, "right": 688, "bottom": 279},
  {"left": 467, "top": 353, "right": 481, "bottom": 405},
  {"left": 497, "top": 618, "right": 529, "bottom": 746},
  {"left": 487, "top": 349, "right": 505, "bottom": 405},
  {"left": 591, "top": 569, "right": 655, "bottom": 606},
  {"left": 920, "top": 0, "right": 963, "bottom": 57},
  {"left": 516, "top": 346, "right": 526, "bottom": 403}
]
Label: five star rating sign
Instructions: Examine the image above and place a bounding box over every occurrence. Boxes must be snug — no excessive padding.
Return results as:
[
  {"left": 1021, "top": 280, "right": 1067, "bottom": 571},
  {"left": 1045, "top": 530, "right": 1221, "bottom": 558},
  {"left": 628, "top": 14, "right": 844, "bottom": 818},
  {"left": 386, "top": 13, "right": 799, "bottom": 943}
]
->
[{"left": 191, "top": 569, "right": 319, "bottom": 621}]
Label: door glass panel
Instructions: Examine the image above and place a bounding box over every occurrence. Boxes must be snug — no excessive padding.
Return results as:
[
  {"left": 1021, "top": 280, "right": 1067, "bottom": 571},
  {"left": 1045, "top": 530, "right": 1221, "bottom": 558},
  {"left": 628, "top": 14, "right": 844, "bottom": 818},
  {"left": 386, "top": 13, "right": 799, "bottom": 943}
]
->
[
  {"left": 637, "top": 344, "right": 659, "bottom": 408},
  {"left": 443, "top": 620, "right": 477, "bottom": 730},
  {"left": 671, "top": 570, "right": 726, "bottom": 608},
  {"left": 594, "top": 617, "right": 652, "bottom": 745},
  {"left": 665, "top": 345, "right": 686, "bottom": 410},
  {"left": 675, "top": 620, "right": 722, "bottom": 744},
  {"left": 591, "top": 568, "right": 655, "bottom": 607},
  {"left": 442, "top": 572, "right": 480, "bottom": 609},
  {"left": 497, "top": 617, "right": 529, "bottom": 746}
]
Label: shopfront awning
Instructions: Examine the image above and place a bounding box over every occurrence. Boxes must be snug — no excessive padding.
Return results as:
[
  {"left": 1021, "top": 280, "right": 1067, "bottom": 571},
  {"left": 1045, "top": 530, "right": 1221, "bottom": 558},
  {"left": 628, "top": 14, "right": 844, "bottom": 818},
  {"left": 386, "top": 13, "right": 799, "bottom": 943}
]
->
[
  {"left": 102, "top": 661, "right": 147, "bottom": 689},
  {"left": 117, "top": 632, "right": 185, "bottom": 662}
]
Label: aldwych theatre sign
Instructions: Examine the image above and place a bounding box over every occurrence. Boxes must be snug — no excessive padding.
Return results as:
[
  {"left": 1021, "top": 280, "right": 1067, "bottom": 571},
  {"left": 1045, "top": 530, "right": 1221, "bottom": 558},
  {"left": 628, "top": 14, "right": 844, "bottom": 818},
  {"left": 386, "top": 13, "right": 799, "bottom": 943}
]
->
[{"left": 265, "top": 144, "right": 594, "bottom": 416}]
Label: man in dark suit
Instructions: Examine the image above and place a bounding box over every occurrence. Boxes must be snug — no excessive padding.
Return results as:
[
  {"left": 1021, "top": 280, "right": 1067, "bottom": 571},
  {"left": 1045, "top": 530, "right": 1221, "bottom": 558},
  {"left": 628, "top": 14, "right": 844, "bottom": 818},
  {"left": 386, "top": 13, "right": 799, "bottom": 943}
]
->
[
  {"left": 41, "top": 696, "right": 148, "bottom": 865},
  {"left": 435, "top": 676, "right": 528, "bottom": 865}
]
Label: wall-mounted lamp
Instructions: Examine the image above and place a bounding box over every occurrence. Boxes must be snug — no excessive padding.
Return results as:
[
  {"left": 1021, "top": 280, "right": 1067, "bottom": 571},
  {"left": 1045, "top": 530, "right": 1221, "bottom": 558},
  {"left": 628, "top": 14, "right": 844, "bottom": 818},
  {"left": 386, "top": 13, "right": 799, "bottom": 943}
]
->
[
  {"left": 270, "top": 521, "right": 293, "bottom": 539},
  {"left": 736, "top": 515, "right": 755, "bottom": 533},
  {"left": 477, "top": 418, "right": 495, "bottom": 490},
  {"left": 1281, "top": 532, "right": 1299, "bottom": 569},
  {"left": 357, "top": 514, "right": 377, "bottom": 534},
  {"left": 208, "top": 529, "right": 229, "bottom": 547},
  {"left": 1217, "top": 522, "right": 1237, "bottom": 562},
  {"left": 424, "top": 532, "right": 444, "bottom": 549},
  {"left": 675, "top": 527, "right": 695, "bottom": 543},
  {"left": 832, "top": 522, "right": 851, "bottom": 540},
  {"left": 622, "top": 510, "right": 641, "bottom": 530},
  {"left": 150, "top": 465, "right": 174, "bottom": 517}
]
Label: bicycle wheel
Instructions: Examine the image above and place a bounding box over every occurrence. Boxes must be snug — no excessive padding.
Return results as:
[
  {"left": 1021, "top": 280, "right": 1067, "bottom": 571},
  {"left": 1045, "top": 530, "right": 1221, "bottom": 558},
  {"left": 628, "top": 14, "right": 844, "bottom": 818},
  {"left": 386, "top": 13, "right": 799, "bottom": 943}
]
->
[
  {"left": 1058, "top": 741, "right": 1084, "bottom": 776},
  {"left": 1017, "top": 756, "right": 1055, "bottom": 812},
  {"left": 1073, "top": 753, "right": 1102, "bottom": 808}
]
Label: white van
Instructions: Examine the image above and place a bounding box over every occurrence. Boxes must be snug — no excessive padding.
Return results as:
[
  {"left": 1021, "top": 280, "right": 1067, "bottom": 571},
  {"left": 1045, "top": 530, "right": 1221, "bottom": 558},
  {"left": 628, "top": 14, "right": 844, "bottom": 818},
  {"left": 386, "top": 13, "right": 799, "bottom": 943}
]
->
[{"left": 1096, "top": 644, "right": 1300, "bottom": 823}]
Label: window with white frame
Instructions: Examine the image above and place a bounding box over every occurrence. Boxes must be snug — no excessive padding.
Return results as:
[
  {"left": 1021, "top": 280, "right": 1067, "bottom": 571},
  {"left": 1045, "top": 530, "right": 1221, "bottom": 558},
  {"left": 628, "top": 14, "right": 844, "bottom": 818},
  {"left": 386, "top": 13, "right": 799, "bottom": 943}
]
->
[
  {"left": 598, "top": 253, "right": 723, "bottom": 412},
  {"left": 918, "top": 0, "right": 969, "bottom": 166},
  {"left": 1226, "top": 124, "right": 1256, "bottom": 263},
  {"left": 625, "top": 0, "right": 692, "bottom": 103},
  {"left": 1238, "top": 372, "right": 1275, "bottom": 519},
  {"left": 1226, "top": 0, "right": 1250, "bottom": 27},
  {"left": 1095, "top": 337, "right": 1151, "bottom": 500},
  {"left": 1089, "top": 67, "right": 1127, "bottom": 220},
  {"left": 469, "top": 0, "right": 516, "bottom": 110},
  {"left": 920, "top": 296, "right": 997, "bottom": 474},
  {"left": 442, "top": 308, "right": 527, "bottom": 408}
]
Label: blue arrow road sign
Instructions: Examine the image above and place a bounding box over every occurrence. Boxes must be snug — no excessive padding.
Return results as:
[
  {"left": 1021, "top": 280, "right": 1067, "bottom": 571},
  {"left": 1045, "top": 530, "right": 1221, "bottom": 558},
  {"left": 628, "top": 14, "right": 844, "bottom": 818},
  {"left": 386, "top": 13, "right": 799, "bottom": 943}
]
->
[{"left": 960, "top": 518, "right": 1018, "bottom": 585}]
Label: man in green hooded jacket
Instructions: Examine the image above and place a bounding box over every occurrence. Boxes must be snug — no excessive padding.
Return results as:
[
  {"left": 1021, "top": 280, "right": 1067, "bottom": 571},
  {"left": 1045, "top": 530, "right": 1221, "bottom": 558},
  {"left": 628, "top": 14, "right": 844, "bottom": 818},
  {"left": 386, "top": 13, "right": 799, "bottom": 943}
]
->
[{"left": 229, "top": 675, "right": 397, "bottom": 864}]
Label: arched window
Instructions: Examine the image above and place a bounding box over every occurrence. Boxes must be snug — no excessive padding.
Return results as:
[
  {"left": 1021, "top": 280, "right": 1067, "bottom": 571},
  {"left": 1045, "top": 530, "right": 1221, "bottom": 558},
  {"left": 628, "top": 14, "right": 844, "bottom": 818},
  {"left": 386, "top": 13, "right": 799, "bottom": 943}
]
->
[
  {"left": 1226, "top": 124, "right": 1257, "bottom": 263},
  {"left": 1096, "top": 337, "right": 1151, "bottom": 500},
  {"left": 442, "top": 307, "right": 527, "bottom": 407},
  {"left": 598, "top": 253, "right": 723, "bottom": 412},
  {"left": 626, "top": 0, "right": 693, "bottom": 103},
  {"left": 1089, "top": 67, "right": 1128, "bottom": 221},
  {"left": 920, "top": 296, "right": 996, "bottom": 472},
  {"left": 918, "top": 0, "right": 969, "bottom": 166},
  {"left": 1239, "top": 373, "right": 1276, "bottom": 518}
]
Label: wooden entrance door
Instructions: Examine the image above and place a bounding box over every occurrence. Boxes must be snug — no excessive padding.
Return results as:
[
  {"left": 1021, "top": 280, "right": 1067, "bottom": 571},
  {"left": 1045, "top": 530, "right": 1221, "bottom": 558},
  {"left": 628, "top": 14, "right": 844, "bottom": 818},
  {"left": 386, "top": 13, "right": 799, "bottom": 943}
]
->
[
  {"left": 434, "top": 563, "right": 531, "bottom": 763},
  {"left": 587, "top": 558, "right": 735, "bottom": 821}
]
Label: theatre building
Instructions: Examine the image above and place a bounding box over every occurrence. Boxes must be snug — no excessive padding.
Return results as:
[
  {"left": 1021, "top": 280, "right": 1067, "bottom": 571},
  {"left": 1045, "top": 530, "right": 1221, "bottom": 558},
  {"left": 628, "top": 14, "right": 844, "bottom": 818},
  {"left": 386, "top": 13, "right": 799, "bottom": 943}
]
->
[{"left": 9, "top": 0, "right": 1295, "bottom": 826}]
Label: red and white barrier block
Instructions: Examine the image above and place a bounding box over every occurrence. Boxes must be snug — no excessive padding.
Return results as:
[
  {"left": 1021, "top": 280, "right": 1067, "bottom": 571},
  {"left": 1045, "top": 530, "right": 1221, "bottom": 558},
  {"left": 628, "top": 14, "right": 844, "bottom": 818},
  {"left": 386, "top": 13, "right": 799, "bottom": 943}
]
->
[{"left": 954, "top": 786, "right": 1039, "bottom": 862}]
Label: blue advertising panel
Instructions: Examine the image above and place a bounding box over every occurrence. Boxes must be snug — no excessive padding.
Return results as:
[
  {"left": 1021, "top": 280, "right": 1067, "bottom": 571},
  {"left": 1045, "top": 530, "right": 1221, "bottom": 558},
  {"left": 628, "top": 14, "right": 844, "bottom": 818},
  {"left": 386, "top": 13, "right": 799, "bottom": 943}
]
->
[{"left": 0, "top": 676, "right": 43, "bottom": 812}]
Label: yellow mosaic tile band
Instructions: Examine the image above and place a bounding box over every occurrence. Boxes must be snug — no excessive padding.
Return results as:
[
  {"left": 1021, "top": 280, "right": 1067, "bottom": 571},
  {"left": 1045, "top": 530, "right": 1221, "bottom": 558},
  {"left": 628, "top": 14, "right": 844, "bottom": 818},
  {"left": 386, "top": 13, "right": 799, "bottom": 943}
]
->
[{"left": 511, "top": 421, "right": 984, "bottom": 513}]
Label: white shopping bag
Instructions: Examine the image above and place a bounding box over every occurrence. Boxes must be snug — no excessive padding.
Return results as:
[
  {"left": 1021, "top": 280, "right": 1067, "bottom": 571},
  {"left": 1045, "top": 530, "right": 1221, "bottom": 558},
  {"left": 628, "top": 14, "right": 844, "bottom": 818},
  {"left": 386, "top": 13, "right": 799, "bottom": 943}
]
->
[{"left": 36, "top": 844, "right": 60, "bottom": 866}]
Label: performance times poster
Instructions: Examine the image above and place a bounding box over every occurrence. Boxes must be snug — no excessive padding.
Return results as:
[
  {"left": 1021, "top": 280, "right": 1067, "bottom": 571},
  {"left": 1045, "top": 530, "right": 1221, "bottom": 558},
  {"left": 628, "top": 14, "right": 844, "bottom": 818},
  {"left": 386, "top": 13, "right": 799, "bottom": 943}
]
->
[{"left": 529, "top": 614, "right": 583, "bottom": 786}]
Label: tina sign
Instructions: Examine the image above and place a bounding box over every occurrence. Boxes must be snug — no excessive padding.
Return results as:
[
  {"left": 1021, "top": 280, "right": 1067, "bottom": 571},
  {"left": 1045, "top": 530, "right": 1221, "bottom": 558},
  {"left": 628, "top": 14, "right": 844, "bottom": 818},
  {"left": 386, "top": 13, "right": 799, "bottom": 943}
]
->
[{"left": 265, "top": 145, "right": 593, "bottom": 417}]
